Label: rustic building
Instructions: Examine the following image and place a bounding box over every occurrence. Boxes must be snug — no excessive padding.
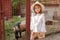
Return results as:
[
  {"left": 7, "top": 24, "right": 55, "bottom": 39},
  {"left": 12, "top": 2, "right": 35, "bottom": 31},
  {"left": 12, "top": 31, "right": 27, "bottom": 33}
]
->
[
  {"left": 31, "top": 0, "right": 60, "bottom": 20},
  {"left": 43, "top": 0, "right": 60, "bottom": 20}
]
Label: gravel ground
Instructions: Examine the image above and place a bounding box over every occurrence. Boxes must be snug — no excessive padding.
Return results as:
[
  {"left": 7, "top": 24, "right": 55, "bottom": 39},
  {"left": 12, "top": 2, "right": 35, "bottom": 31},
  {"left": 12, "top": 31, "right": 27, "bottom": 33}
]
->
[
  {"left": 18, "top": 20, "right": 60, "bottom": 40},
  {"left": 35, "top": 33, "right": 60, "bottom": 40},
  {"left": 44, "top": 33, "right": 60, "bottom": 40}
]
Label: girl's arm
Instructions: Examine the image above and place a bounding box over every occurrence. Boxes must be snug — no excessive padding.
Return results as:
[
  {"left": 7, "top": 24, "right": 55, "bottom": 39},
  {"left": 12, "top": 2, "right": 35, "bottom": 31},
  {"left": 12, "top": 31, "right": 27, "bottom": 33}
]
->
[
  {"left": 30, "top": 13, "right": 35, "bottom": 30},
  {"left": 41, "top": 14, "right": 46, "bottom": 32}
]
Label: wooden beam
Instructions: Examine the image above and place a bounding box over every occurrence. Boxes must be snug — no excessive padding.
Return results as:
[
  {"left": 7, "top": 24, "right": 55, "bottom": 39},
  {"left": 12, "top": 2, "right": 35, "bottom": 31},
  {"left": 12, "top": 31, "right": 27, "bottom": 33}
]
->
[
  {"left": 44, "top": 4, "right": 59, "bottom": 7},
  {"left": 0, "top": 0, "right": 2, "bottom": 40},
  {"left": 0, "top": 0, "right": 6, "bottom": 40},
  {"left": 26, "top": 0, "right": 30, "bottom": 40}
]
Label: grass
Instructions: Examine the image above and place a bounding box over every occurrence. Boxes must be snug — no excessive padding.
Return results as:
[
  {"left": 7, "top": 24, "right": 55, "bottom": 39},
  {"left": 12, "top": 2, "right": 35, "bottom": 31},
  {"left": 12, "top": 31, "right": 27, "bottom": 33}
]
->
[{"left": 4, "top": 16, "right": 25, "bottom": 40}]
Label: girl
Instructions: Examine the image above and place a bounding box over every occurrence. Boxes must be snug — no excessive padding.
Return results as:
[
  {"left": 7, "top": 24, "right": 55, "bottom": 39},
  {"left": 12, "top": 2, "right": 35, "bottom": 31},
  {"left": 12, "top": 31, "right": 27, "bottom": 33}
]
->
[{"left": 30, "top": 1, "right": 47, "bottom": 40}]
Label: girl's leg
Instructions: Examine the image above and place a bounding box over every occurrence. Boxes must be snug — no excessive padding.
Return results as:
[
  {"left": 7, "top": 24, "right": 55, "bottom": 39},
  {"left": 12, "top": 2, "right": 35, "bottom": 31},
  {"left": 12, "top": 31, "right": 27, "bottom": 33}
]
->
[
  {"left": 38, "top": 32, "right": 45, "bottom": 40},
  {"left": 30, "top": 32, "right": 36, "bottom": 40}
]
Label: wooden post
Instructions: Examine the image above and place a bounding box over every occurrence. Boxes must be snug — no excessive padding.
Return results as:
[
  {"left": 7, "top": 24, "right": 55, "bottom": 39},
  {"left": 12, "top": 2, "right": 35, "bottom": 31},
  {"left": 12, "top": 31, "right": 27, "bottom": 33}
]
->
[
  {"left": 0, "top": 0, "right": 12, "bottom": 40},
  {"left": 0, "top": 0, "right": 6, "bottom": 40},
  {"left": 0, "top": 0, "right": 3, "bottom": 40},
  {"left": 26, "top": 0, "right": 30, "bottom": 40}
]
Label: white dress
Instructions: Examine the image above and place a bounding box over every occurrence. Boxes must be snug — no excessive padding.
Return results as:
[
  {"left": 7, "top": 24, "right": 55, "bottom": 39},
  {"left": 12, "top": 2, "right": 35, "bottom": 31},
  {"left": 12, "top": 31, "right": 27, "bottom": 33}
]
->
[{"left": 30, "top": 13, "right": 46, "bottom": 32}]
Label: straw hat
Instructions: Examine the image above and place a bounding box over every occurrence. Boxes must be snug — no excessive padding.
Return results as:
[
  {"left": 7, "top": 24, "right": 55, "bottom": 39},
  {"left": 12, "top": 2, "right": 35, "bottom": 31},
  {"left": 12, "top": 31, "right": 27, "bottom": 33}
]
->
[{"left": 31, "top": 1, "right": 45, "bottom": 13}]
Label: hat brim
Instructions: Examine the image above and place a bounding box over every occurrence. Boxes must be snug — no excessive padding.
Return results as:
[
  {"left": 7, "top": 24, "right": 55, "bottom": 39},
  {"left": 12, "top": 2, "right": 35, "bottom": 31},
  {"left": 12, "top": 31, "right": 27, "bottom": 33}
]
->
[{"left": 31, "top": 1, "right": 45, "bottom": 13}]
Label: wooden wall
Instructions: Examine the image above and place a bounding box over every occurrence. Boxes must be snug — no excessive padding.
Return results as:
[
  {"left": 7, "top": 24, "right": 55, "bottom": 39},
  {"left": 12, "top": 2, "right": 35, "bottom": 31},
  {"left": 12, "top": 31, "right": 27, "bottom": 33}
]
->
[
  {"left": 2, "top": 0, "right": 12, "bottom": 20},
  {"left": 0, "top": 0, "right": 12, "bottom": 40}
]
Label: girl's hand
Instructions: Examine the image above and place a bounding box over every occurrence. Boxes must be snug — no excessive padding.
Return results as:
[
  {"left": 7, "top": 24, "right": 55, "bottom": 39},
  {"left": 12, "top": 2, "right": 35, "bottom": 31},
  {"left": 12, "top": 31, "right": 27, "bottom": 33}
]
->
[{"left": 30, "top": 29, "right": 33, "bottom": 32}]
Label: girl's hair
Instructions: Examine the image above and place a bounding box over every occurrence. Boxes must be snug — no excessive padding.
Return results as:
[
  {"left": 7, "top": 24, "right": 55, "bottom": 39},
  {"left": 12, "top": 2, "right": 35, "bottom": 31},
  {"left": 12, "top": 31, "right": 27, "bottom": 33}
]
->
[{"left": 33, "top": 4, "right": 42, "bottom": 14}]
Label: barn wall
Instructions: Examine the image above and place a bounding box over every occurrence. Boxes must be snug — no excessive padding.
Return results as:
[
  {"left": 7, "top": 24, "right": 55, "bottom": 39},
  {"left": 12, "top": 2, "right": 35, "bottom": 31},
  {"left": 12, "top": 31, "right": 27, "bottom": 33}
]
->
[
  {"left": 2, "top": 0, "right": 12, "bottom": 20},
  {"left": 0, "top": 0, "right": 12, "bottom": 40},
  {"left": 45, "top": 6, "right": 60, "bottom": 20}
]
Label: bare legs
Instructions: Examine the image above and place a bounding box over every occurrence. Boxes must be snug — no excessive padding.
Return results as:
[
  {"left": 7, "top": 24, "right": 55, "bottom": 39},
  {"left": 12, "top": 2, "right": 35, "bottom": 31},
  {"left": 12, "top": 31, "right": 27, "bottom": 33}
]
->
[
  {"left": 38, "top": 33, "right": 43, "bottom": 40},
  {"left": 30, "top": 32, "right": 36, "bottom": 40},
  {"left": 30, "top": 32, "right": 45, "bottom": 40},
  {"left": 38, "top": 32, "right": 45, "bottom": 40}
]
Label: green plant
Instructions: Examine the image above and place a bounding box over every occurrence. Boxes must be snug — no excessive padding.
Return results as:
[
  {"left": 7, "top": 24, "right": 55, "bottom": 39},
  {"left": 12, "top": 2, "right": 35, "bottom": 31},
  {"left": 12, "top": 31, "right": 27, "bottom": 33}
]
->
[{"left": 5, "top": 16, "right": 24, "bottom": 40}]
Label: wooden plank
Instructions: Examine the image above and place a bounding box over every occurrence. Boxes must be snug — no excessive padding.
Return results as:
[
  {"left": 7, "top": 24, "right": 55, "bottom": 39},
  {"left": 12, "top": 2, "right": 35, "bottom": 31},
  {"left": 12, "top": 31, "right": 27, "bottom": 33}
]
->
[
  {"left": 0, "top": 0, "right": 3, "bottom": 40},
  {"left": 2, "top": 0, "right": 12, "bottom": 20},
  {"left": 0, "top": 19, "right": 5, "bottom": 40}
]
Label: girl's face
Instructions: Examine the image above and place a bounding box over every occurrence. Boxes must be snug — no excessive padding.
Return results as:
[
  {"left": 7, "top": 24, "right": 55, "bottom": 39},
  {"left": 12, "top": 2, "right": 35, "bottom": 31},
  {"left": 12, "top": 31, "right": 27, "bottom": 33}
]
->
[{"left": 34, "top": 6, "right": 41, "bottom": 14}]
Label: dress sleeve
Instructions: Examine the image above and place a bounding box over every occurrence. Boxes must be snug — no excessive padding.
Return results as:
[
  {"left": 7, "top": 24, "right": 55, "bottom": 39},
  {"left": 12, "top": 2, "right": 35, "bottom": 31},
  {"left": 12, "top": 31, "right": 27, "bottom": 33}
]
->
[
  {"left": 30, "top": 14, "right": 34, "bottom": 30},
  {"left": 42, "top": 14, "right": 45, "bottom": 27},
  {"left": 41, "top": 14, "right": 46, "bottom": 32}
]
